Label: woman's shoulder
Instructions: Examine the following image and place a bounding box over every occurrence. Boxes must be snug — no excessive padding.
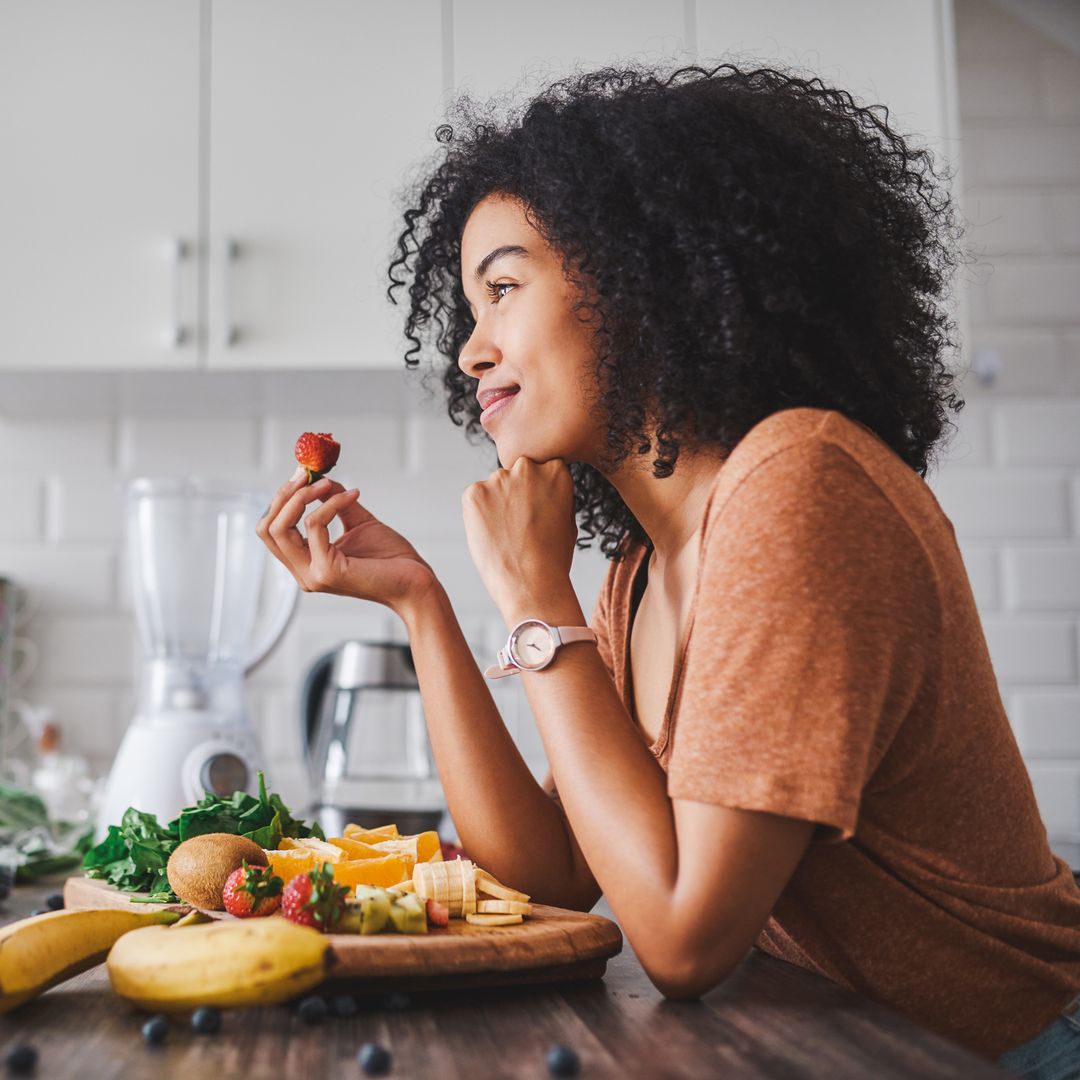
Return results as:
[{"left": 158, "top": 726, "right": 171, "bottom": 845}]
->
[{"left": 702, "top": 407, "right": 935, "bottom": 541}]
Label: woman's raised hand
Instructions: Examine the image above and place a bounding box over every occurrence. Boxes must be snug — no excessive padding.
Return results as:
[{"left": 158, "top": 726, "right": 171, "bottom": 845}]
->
[{"left": 257, "top": 471, "right": 437, "bottom": 615}]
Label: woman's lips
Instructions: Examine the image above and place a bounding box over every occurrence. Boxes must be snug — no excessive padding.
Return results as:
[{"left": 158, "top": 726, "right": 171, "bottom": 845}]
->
[{"left": 480, "top": 389, "right": 519, "bottom": 429}]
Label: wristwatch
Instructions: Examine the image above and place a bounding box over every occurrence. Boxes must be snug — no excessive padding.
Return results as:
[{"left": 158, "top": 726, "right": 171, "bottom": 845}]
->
[{"left": 484, "top": 618, "right": 598, "bottom": 679}]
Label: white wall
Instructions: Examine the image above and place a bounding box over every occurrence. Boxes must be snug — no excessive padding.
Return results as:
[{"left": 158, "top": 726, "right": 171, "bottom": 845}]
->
[{"left": 929, "top": 0, "right": 1080, "bottom": 865}]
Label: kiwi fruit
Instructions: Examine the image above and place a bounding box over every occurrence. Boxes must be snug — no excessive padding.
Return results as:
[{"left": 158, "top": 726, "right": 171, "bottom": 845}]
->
[{"left": 166, "top": 833, "right": 268, "bottom": 910}]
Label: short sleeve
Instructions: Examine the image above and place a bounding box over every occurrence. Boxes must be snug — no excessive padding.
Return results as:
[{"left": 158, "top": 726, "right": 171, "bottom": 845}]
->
[
  {"left": 666, "top": 441, "right": 938, "bottom": 843},
  {"left": 590, "top": 566, "right": 619, "bottom": 686}
]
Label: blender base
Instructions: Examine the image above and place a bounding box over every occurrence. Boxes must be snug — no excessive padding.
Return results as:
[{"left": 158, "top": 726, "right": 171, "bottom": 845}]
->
[{"left": 97, "top": 714, "right": 263, "bottom": 840}]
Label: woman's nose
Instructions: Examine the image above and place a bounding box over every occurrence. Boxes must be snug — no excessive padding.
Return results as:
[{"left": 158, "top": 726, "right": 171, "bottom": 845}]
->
[{"left": 457, "top": 321, "right": 500, "bottom": 378}]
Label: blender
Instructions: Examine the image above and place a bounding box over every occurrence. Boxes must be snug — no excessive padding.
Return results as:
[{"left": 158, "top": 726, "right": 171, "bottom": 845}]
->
[{"left": 96, "top": 478, "right": 299, "bottom": 837}]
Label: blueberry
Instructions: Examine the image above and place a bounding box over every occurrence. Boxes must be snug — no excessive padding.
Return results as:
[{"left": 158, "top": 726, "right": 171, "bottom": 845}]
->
[
  {"left": 141, "top": 1015, "right": 168, "bottom": 1046},
  {"left": 297, "top": 995, "right": 327, "bottom": 1024},
  {"left": 44, "top": 893, "right": 64, "bottom": 911},
  {"left": 3, "top": 1043, "right": 37, "bottom": 1073},
  {"left": 382, "top": 991, "right": 410, "bottom": 1011},
  {"left": 357, "top": 1041, "right": 391, "bottom": 1076},
  {"left": 191, "top": 1006, "right": 221, "bottom": 1035},
  {"left": 546, "top": 1044, "right": 580, "bottom": 1078},
  {"left": 29, "top": 908, "right": 49, "bottom": 917},
  {"left": 331, "top": 994, "right": 357, "bottom": 1017}
]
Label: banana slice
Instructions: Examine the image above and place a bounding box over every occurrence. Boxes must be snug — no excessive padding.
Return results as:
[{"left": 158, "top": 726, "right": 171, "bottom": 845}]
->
[
  {"left": 459, "top": 857, "right": 476, "bottom": 915},
  {"left": 465, "top": 913, "right": 523, "bottom": 927},
  {"left": 475, "top": 868, "right": 530, "bottom": 903},
  {"left": 476, "top": 899, "right": 532, "bottom": 916},
  {"left": 414, "top": 859, "right": 470, "bottom": 917},
  {"left": 387, "top": 880, "right": 416, "bottom": 894}
]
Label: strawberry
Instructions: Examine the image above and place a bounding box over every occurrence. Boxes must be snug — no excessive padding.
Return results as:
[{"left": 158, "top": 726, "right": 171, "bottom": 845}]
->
[
  {"left": 222, "top": 860, "right": 284, "bottom": 918},
  {"left": 294, "top": 432, "right": 340, "bottom": 484},
  {"left": 281, "top": 862, "right": 349, "bottom": 932},
  {"left": 425, "top": 898, "right": 449, "bottom": 928}
]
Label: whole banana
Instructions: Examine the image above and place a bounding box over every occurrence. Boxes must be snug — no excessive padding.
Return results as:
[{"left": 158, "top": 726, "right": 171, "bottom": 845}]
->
[
  {"left": 107, "top": 916, "right": 331, "bottom": 1012},
  {"left": 0, "top": 907, "right": 180, "bottom": 1013}
]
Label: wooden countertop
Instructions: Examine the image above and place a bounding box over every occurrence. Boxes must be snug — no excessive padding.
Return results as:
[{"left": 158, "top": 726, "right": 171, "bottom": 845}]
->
[{"left": 0, "top": 880, "right": 1010, "bottom": 1078}]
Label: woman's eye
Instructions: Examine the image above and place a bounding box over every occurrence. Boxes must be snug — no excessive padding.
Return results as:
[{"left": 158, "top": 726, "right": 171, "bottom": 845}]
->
[{"left": 484, "top": 280, "right": 516, "bottom": 303}]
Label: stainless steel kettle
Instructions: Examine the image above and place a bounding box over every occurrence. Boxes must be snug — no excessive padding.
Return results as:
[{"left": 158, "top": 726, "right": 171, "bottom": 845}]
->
[{"left": 300, "top": 640, "right": 446, "bottom": 837}]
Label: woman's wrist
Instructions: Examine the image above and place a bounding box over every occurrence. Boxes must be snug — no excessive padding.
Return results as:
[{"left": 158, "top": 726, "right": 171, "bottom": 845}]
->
[
  {"left": 498, "top": 582, "right": 585, "bottom": 631},
  {"left": 391, "top": 575, "right": 451, "bottom": 632}
]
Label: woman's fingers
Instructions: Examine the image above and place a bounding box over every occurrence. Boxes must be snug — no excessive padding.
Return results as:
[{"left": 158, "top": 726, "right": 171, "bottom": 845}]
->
[
  {"left": 305, "top": 488, "right": 361, "bottom": 581},
  {"left": 256, "top": 470, "right": 309, "bottom": 563},
  {"left": 263, "top": 477, "right": 338, "bottom": 579}
]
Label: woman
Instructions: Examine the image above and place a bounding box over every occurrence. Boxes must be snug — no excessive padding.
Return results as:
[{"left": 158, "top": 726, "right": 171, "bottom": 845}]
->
[{"left": 257, "top": 63, "right": 1080, "bottom": 1073}]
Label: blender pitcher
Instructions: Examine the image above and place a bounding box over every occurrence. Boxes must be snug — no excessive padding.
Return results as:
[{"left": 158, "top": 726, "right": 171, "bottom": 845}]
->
[{"left": 96, "top": 477, "right": 298, "bottom": 837}]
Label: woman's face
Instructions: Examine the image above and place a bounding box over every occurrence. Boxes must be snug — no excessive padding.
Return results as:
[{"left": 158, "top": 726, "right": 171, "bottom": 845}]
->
[{"left": 458, "top": 193, "right": 604, "bottom": 470}]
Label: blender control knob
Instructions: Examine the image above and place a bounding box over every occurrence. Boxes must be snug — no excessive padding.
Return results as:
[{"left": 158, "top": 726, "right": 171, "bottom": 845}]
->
[{"left": 200, "top": 753, "right": 249, "bottom": 797}]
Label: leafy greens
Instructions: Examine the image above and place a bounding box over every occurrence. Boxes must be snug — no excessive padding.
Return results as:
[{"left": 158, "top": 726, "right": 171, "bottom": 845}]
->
[{"left": 82, "top": 771, "right": 323, "bottom": 902}]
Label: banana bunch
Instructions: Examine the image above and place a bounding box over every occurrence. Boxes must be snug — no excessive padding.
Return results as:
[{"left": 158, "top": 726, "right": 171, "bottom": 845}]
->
[
  {"left": 0, "top": 907, "right": 180, "bottom": 1013},
  {"left": 411, "top": 859, "right": 533, "bottom": 926},
  {"left": 107, "top": 915, "right": 331, "bottom": 1012}
]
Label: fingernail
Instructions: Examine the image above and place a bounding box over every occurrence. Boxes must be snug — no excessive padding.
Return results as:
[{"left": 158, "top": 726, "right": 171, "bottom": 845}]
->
[{"left": 290, "top": 466, "right": 306, "bottom": 482}]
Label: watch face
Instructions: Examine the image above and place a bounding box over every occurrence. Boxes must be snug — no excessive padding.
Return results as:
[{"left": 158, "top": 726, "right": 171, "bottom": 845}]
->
[{"left": 509, "top": 621, "right": 556, "bottom": 670}]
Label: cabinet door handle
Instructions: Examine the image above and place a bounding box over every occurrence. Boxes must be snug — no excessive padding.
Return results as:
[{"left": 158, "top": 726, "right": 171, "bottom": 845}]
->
[
  {"left": 165, "top": 237, "right": 188, "bottom": 348},
  {"left": 223, "top": 237, "right": 240, "bottom": 346}
]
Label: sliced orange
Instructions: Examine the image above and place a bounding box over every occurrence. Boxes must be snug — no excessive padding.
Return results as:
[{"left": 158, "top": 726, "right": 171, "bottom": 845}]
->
[
  {"left": 342, "top": 823, "right": 400, "bottom": 842},
  {"left": 416, "top": 831, "right": 442, "bottom": 863},
  {"left": 331, "top": 853, "right": 410, "bottom": 891},
  {"left": 326, "top": 836, "right": 386, "bottom": 860},
  {"left": 279, "top": 836, "right": 345, "bottom": 863},
  {"left": 264, "top": 848, "right": 318, "bottom": 883}
]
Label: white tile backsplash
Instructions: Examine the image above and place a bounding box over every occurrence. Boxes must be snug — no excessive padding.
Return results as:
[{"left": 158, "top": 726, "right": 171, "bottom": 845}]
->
[
  {"left": 1003, "top": 546, "right": 1080, "bottom": 611},
  {"left": 984, "top": 618, "right": 1078, "bottom": 685},
  {"left": 947, "top": 0, "right": 1080, "bottom": 860},
  {"left": 928, "top": 468, "right": 1070, "bottom": 538},
  {"left": 0, "top": 475, "right": 43, "bottom": 542},
  {"left": 118, "top": 416, "right": 262, "bottom": 474},
  {"left": 1014, "top": 693, "right": 1080, "bottom": 758},
  {"left": 997, "top": 402, "right": 1080, "bottom": 465},
  {"left": 0, "top": 547, "right": 115, "bottom": 613}
]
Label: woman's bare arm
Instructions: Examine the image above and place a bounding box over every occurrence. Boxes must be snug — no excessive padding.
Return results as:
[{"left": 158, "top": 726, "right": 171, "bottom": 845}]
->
[{"left": 398, "top": 581, "right": 601, "bottom": 910}]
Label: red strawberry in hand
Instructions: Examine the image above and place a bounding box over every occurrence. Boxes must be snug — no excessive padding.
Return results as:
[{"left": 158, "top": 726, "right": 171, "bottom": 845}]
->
[
  {"left": 294, "top": 432, "right": 341, "bottom": 484},
  {"left": 222, "top": 860, "right": 284, "bottom": 918},
  {"left": 281, "top": 862, "right": 349, "bottom": 932}
]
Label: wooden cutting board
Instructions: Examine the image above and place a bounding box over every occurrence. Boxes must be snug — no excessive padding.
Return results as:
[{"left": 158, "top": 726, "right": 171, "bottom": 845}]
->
[{"left": 63, "top": 876, "right": 624, "bottom": 991}]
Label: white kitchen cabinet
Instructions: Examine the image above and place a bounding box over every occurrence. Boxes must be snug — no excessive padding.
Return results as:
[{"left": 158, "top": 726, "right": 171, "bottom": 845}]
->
[
  {"left": 206, "top": 1, "right": 443, "bottom": 371},
  {"left": 0, "top": 0, "right": 444, "bottom": 373},
  {"left": 0, "top": 1, "right": 202, "bottom": 371}
]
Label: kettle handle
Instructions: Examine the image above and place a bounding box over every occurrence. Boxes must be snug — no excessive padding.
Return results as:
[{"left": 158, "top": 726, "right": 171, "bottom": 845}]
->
[{"left": 244, "top": 557, "right": 300, "bottom": 676}]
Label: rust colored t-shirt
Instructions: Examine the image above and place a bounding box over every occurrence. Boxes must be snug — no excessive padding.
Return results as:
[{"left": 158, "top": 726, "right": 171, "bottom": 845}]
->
[{"left": 589, "top": 407, "right": 1080, "bottom": 1061}]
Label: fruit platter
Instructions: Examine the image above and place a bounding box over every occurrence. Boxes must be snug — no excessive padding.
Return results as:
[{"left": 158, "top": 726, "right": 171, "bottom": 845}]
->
[
  {"left": 0, "top": 777, "right": 620, "bottom": 1017},
  {"left": 63, "top": 816, "right": 622, "bottom": 1002}
]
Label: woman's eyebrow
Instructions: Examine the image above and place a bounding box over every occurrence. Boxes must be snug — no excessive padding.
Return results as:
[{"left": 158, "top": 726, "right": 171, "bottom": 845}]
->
[{"left": 474, "top": 244, "right": 531, "bottom": 280}]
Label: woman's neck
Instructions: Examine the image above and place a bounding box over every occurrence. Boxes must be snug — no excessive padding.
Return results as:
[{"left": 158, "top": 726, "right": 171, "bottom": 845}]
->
[{"left": 607, "top": 444, "right": 727, "bottom": 572}]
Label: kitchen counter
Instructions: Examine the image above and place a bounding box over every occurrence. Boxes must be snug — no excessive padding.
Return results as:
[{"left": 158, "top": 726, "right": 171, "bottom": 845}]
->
[{"left": 0, "top": 881, "right": 1010, "bottom": 1078}]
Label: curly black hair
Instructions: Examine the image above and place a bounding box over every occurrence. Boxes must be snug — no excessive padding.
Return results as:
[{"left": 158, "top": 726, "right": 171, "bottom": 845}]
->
[{"left": 386, "top": 61, "right": 969, "bottom": 559}]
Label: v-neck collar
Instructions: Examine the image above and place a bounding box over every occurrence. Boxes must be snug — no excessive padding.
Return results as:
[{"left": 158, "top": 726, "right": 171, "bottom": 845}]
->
[{"left": 621, "top": 478, "right": 720, "bottom": 761}]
